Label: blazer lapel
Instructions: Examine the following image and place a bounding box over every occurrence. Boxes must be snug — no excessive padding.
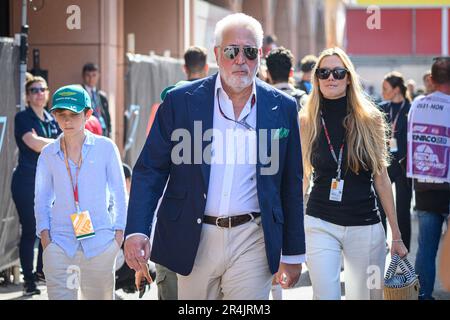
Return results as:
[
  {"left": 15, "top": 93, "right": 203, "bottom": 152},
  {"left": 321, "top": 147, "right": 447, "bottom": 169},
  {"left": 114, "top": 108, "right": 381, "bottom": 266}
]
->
[
  {"left": 256, "top": 79, "right": 282, "bottom": 178},
  {"left": 186, "top": 74, "right": 217, "bottom": 191}
]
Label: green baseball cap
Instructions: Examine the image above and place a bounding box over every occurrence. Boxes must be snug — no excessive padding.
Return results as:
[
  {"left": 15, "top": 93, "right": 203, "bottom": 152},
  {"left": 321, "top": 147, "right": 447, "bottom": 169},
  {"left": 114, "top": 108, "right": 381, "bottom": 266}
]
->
[
  {"left": 50, "top": 85, "right": 92, "bottom": 113},
  {"left": 160, "top": 80, "right": 190, "bottom": 101}
]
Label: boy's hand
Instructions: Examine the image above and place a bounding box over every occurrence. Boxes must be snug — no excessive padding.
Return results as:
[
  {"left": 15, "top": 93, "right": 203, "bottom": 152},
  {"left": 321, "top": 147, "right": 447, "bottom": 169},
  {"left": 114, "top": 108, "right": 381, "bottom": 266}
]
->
[
  {"left": 41, "top": 230, "right": 51, "bottom": 249},
  {"left": 115, "top": 230, "right": 124, "bottom": 247}
]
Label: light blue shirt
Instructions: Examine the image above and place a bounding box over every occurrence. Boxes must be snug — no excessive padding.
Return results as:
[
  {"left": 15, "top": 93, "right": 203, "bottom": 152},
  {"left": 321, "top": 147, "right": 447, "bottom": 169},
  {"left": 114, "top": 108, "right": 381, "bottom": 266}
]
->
[{"left": 34, "top": 130, "right": 127, "bottom": 259}]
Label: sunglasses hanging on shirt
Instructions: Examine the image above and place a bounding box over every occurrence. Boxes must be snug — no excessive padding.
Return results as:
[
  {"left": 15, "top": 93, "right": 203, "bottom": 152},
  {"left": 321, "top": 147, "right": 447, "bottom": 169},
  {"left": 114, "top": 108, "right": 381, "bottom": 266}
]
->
[{"left": 216, "top": 89, "right": 256, "bottom": 131}]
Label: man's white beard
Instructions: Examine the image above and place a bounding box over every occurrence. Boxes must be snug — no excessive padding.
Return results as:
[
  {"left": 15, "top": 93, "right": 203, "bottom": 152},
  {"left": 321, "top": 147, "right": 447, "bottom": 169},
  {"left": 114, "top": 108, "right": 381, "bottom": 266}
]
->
[{"left": 220, "top": 64, "right": 258, "bottom": 93}]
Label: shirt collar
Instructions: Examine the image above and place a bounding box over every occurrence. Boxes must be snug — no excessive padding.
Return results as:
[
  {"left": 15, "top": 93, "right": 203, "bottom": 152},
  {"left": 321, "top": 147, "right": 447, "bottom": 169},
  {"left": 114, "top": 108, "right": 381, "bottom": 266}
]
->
[
  {"left": 27, "top": 106, "right": 52, "bottom": 122},
  {"left": 26, "top": 106, "right": 38, "bottom": 119},
  {"left": 214, "top": 73, "right": 257, "bottom": 105},
  {"left": 51, "top": 130, "right": 96, "bottom": 155},
  {"left": 433, "top": 91, "right": 450, "bottom": 100},
  {"left": 85, "top": 85, "right": 96, "bottom": 93}
]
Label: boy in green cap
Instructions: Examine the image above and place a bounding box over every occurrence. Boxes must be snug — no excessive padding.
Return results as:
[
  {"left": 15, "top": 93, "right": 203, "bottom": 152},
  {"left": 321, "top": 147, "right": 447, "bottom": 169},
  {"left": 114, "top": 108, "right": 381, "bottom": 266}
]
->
[{"left": 34, "top": 85, "right": 128, "bottom": 300}]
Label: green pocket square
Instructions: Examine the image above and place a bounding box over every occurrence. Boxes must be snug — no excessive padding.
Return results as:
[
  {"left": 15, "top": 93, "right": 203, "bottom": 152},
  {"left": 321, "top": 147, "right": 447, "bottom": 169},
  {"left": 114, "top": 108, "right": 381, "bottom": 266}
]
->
[{"left": 273, "top": 128, "right": 290, "bottom": 140}]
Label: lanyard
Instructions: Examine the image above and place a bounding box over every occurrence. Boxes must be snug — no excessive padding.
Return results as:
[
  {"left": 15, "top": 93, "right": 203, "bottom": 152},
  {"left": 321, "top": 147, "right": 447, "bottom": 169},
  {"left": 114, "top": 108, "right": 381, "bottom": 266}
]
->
[
  {"left": 320, "top": 112, "right": 345, "bottom": 180},
  {"left": 61, "top": 137, "right": 83, "bottom": 213},
  {"left": 217, "top": 88, "right": 256, "bottom": 131},
  {"left": 389, "top": 100, "right": 406, "bottom": 137},
  {"left": 38, "top": 120, "right": 50, "bottom": 138},
  {"left": 36, "top": 110, "right": 53, "bottom": 138}
]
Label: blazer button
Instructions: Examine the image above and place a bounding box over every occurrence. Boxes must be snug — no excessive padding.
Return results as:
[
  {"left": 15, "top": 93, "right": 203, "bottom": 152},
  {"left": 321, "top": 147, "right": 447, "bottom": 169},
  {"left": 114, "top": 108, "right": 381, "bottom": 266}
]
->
[
  {"left": 203, "top": 193, "right": 206, "bottom": 199},
  {"left": 197, "top": 218, "right": 202, "bottom": 224}
]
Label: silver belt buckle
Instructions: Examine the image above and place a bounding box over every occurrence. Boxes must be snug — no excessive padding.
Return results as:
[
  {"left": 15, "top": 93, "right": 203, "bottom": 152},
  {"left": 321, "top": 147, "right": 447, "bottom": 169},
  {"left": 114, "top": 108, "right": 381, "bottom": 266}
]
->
[{"left": 215, "top": 216, "right": 231, "bottom": 228}]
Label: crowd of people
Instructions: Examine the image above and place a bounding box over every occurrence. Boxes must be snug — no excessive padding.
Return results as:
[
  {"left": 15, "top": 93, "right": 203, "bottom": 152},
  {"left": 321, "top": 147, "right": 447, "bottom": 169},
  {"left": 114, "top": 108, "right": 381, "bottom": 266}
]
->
[{"left": 10, "top": 12, "right": 449, "bottom": 300}]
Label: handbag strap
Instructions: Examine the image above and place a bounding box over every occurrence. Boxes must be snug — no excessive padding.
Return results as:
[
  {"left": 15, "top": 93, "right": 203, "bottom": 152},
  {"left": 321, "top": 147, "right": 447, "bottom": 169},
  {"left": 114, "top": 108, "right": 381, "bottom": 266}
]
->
[
  {"left": 385, "top": 254, "right": 416, "bottom": 282},
  {"left": 385, "top": 254, "right": 400, "bottom": 280},
  {"left": 399, "top": 257, "right": 417, "bottom": 282}
]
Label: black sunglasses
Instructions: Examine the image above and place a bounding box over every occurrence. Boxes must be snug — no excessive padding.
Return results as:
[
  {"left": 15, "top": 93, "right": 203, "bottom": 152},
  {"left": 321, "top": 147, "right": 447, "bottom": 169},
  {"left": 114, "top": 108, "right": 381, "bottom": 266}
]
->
[
  {"left": 222, "top": 45, "right": 259, "bottom": 61},
  {"left": 316, "top": 67, "right": 349, "bottom": 80},
  {"left": 29, "top": 87, "right": 49, "bottom": 94}
]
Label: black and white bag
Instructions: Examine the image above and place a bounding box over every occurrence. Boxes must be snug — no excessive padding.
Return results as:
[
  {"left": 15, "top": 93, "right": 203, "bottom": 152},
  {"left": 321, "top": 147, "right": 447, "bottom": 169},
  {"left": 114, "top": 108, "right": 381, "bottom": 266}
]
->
[{"left": 384, "top": 254, "right": 420, "bottom": 300}]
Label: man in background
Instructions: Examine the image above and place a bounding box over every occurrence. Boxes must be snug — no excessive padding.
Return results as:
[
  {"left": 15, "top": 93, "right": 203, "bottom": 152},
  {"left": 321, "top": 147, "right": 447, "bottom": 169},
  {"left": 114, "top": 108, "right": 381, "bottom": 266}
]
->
[
  {"left": 183, "top": 46, "right": 209, "bottom": 81},
  {"left": 262, "top": 35, "right": 278, "bottom": 58},
  {"left": 407, "top": 79, "right": 418, "bottom": 100},
  {"left": 408, "top": 57, "right": 450, "bottom": 300},
  {"left": 81, "top": 63, "right": 111, "bottom": 137},
  {"left": 423, "top": 70, "right": 435, "bottom": 95},
  {"left": 266, "top": 47, "right": 307, "bottom": 111},
  {"left": 297, "top": 54, "right": 317, "bottom": 94}
]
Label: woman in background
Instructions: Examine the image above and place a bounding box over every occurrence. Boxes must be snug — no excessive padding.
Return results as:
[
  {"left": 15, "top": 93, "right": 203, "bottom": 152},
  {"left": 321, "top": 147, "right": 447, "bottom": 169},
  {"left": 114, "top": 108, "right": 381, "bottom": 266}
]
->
[
  {"left": 379, "top": 72, "right": 412, "bottom": 250},
  {"left": 11, "top": 76, "right": 60, "bottom": 296}
]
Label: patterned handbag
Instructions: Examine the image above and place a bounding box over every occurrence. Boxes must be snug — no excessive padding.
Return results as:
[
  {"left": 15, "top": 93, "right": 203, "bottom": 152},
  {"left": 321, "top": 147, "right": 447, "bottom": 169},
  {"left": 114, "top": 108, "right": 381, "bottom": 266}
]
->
[{"left": 384, "top": 254, "right": 420, "bottom": 300}]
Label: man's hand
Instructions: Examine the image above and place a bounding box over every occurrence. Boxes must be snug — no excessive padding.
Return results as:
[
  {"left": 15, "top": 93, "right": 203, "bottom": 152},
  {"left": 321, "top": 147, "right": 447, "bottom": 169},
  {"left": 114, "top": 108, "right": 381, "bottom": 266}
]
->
[
  {"left": 40, "top": 230, "right": 51, "bottom": 250},
  {"left": 115, "top": 230, "right": 124, "bottom": 248},
  {"left": 124, "top": 235, "right": 151, "bottom": 273},
  {"left": 275, "top": 263, "right": 302, "bottom": 289}
]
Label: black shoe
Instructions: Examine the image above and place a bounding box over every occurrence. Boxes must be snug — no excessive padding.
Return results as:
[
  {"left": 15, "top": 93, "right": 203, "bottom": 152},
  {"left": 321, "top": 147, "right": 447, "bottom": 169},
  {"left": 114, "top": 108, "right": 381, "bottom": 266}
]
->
[
  {"left": 34, "top": 272, "right": 46, "bottom": 284},
  {"left": 23, "top": 282, "right": 41, "bottom": 296}
]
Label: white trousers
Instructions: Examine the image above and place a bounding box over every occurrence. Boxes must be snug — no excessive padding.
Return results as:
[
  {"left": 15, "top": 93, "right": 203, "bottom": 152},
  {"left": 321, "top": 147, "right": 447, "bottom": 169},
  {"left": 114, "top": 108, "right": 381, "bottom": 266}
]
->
[
  {"left": 43, "top": 241, "right": 119, "bottom": 300},
  {"left": 177, "top": 217, "right": 273, "bottom": 300},
  {"left": 305, "top": 214, "right": 386, "bottom": 300}
]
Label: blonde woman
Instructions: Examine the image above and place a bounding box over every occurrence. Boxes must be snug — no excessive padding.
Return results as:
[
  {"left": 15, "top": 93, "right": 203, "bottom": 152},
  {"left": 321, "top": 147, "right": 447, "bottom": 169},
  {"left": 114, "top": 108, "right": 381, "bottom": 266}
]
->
[{"left": 299, "top": 47, "right": 408, "bottom": 300}]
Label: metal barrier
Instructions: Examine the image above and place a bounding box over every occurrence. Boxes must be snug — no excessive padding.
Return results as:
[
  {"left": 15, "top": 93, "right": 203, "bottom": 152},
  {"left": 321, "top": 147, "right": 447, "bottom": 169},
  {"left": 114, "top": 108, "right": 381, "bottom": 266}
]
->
[{"left": 0, "top": 38, "right": 20, "bottom": 272}]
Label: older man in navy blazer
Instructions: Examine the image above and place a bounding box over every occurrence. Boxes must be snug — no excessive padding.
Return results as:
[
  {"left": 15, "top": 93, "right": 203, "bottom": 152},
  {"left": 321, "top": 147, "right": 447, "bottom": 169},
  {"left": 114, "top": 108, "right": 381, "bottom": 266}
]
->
[{"left": 124, "top": 13, "right": 305, "bottom": 300}]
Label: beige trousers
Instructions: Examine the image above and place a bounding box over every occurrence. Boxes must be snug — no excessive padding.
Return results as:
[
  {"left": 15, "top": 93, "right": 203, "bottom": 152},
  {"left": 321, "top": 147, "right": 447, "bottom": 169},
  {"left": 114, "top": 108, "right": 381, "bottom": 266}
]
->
[
  {"left": 43, "top": 241, "right": 119, "bottom": 300},
  {"left": 177, "top": 217, "right": 273, "bottom": 300},
  {"left": 305, "top": 214, "right": 386, "bottom": 300}
]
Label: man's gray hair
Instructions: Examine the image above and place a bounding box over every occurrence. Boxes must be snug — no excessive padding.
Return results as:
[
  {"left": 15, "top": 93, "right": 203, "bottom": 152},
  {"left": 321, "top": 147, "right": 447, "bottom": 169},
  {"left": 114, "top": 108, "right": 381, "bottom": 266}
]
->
[{"left": 214, "top": 13, "right": 264, "bottom": 48}]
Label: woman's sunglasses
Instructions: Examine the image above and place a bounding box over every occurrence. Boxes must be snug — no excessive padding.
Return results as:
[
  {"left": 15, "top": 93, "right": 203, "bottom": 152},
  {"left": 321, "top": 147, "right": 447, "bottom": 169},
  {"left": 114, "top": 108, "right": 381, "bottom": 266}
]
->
[
  {"left": 29, "top": 87, "right": 49, "bottom": 94},
  {"left": 316, "top": 67, "right": 349, "bottom": 80},
  {"left": 222, "top": 45, "right": 259, "bottom": 61}
]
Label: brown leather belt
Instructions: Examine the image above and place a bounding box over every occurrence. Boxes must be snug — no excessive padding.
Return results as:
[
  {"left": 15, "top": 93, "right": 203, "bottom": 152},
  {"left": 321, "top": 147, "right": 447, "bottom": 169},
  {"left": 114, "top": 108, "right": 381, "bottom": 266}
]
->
[{"left": 203, "top": 212, "right": 261, "bottom": 228}]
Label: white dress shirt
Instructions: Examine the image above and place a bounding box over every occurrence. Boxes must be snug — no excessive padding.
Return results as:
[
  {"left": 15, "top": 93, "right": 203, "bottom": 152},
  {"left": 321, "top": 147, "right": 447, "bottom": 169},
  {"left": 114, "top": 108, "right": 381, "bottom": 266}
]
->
[{"left": 204, "top": 75, "right": 259, "bottom": 216}]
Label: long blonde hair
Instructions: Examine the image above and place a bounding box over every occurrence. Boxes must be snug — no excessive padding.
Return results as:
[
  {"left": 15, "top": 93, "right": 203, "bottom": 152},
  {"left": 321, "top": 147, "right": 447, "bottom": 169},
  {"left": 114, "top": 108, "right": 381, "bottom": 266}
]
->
[{"left": 299, "top": 47, "right": 389, "bottom": 178}]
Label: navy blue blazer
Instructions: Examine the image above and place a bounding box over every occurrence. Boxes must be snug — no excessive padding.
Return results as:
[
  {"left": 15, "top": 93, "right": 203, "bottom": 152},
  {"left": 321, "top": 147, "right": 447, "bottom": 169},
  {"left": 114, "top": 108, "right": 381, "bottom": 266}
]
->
[{"left": 126, "top": 74, "right": 305, "bottom": 276}]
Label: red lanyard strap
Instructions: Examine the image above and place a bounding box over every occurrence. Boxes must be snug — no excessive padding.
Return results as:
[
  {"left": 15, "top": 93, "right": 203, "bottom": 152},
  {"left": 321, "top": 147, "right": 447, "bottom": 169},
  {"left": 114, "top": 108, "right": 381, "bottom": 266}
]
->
[
  {"left": 320, "top": 112, "right": 345, "bottom": 180},
  {"left": 389, "top": 100, "right": 406, "bottom": 136},
  {"left": 61, "top": 137, "right": 83, "bottom": 213}
]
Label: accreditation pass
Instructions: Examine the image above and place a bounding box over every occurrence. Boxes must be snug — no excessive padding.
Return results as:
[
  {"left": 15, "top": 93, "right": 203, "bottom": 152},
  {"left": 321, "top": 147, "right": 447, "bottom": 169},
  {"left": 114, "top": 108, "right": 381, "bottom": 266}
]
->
[{"left": 329, "top": 178, "right": 344, "bottom": 202}]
